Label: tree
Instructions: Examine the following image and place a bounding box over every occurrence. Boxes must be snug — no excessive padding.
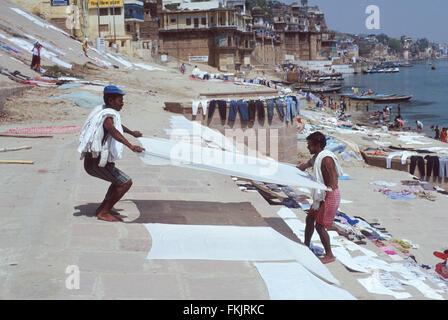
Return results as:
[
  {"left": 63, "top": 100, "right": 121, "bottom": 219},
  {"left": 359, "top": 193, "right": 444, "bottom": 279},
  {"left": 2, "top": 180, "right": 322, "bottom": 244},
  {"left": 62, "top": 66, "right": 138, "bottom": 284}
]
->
[
  {"left": 375, "top": 33, "right": 389, "bottom": 44},
  {"left": 416, "top": 38, "right": 429, "bottom": 52},
  {"left": 388, "top": 38, "right": 403, "bottom": 53}
]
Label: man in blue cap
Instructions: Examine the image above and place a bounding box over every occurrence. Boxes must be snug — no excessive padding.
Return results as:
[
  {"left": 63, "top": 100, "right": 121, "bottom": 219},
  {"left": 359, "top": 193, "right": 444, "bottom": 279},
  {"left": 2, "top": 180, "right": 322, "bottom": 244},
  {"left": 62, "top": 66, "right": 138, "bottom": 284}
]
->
[{"left": 78, "top": 85, "right": 145, "bottom": 222}]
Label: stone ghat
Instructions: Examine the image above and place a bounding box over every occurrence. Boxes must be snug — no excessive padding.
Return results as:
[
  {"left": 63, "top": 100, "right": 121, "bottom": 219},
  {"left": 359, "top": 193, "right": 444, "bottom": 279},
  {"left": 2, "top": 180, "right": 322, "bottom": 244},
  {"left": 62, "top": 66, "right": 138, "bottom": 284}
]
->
[{"left": 164, "top": 90, "right": 299, "bottom": 164}]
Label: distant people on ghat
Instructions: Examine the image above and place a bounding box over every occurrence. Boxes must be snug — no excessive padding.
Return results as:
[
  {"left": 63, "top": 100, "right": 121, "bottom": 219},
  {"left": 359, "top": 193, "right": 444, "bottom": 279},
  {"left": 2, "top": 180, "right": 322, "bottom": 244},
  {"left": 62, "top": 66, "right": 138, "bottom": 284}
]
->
[
  {"left": 30, "top": 41, "right": 42, "bottom": 72},
  {"left": 441, "top": 128, "right": 448, "bottom": 143},
  {"left": 416, "top": 120, "right": 423, "bottom": 132}
]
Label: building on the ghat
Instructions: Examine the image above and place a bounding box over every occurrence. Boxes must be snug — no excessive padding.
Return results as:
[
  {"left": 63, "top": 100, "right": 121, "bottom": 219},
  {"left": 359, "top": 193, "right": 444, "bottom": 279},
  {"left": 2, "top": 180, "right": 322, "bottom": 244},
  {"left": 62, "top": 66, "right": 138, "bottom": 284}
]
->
[
  {"left": 157, "top": 0, "right": 255, "bottom": 71},
  {"left": 9, "top": 0, "right": 336, "bottom": 70}
]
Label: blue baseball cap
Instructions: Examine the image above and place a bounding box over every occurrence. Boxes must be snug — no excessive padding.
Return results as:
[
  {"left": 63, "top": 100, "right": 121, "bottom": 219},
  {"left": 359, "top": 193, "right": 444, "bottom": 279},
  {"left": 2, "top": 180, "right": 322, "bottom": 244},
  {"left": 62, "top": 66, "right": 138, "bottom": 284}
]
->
[{"left": 103, "top": 85, "right": 125, "bottom": 95}]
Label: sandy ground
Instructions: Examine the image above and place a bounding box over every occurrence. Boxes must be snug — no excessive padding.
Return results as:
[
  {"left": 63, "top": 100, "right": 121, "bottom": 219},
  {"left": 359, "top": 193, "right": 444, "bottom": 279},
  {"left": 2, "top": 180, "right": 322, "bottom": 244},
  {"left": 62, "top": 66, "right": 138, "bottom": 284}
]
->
[
  {"left": 1, "top": 0, "right": 448, "bottom": 301},
  {"left": 1, "top": 63, "right": 447, "bottom": 300}
]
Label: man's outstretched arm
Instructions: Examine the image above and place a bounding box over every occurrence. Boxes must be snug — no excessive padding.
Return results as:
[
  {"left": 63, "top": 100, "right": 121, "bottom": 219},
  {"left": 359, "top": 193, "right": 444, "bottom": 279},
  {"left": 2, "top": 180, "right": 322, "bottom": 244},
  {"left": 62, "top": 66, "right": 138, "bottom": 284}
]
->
[
  {"left": 122, "top": 124, "right": 142, "bottom": 138},
  {"left": 104, "top": 118, "right": 144, "bottom": 152}
]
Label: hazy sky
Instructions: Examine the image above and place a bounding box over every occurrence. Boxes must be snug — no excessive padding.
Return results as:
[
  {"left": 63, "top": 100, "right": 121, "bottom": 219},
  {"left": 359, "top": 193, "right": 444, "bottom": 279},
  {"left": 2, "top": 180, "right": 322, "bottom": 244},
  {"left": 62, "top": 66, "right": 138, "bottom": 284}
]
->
[{"left": 283, "top": 0, "right": 447, "bottom": 43}]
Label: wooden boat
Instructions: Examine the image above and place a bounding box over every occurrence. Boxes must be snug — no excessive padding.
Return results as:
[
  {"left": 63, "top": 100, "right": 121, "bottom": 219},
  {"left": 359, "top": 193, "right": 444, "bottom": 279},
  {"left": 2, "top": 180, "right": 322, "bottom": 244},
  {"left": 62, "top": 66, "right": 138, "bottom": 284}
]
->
[
  {"left": 340, "top": 93, "right": 395, "bottom": 100},
  {"left": 369, "top": 95, "right": 412, "bottom": 103},
  {"left": 296, "top": 85, "right": 342, "bottom": 93},
  {"left": 431, "top": 64, "right": 436, "bottom": 70},
  {"left": 300, "top": 79, "right": 325, "bottom": 85}
]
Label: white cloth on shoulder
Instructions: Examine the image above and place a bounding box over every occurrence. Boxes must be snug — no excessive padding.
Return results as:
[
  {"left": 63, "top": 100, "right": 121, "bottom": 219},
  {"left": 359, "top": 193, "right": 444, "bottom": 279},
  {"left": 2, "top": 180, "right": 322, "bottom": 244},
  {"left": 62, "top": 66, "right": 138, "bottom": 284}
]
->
[
  {"left": 310, "top": 150, "right": 343, "bottom": 210},
  {"left": 77, "top": 104, "right": 124, "bottom": 167}
]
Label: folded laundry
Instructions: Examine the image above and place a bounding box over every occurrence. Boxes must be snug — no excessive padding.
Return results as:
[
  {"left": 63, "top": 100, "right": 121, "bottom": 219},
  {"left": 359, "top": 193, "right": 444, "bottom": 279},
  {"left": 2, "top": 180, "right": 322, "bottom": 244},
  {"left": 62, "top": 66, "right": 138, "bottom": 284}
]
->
[{"left": 370, "top": 181, "right": 397, "bottom": 187}]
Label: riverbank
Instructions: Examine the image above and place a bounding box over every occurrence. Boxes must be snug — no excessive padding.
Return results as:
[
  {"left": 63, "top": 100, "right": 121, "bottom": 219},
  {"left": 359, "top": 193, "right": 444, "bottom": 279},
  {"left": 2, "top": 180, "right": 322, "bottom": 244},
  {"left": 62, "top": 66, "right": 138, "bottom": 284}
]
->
[{"left": 1, "top": 56, "right": 448, "bottom": 300}]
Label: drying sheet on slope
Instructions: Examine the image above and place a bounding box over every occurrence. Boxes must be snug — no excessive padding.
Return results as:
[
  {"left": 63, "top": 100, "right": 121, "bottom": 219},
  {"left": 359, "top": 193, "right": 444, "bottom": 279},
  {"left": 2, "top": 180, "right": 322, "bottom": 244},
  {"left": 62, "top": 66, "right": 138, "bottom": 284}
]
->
[
  {"left": 137, "top": 136, "right": 328, "bottom": 190},
  {"left": 144, "top": 223, "right": 339, "bottom": 285},
  {"left": 253, "top": 262, "right": 356, "bottom": 300}
]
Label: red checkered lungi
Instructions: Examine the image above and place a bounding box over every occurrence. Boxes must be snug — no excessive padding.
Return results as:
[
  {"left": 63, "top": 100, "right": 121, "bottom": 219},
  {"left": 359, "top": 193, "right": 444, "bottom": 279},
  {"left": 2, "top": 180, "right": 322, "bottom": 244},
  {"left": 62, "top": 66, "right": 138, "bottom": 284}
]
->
[{"left": 308, "top": 189, "right": 341, "bottom": 226}]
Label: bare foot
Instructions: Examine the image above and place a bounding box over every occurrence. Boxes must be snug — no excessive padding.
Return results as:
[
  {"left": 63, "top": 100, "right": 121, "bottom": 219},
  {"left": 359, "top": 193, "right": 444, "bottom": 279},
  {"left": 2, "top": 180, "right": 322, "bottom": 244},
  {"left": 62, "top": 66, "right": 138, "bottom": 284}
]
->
[
  {"left": 319, "top": 255, "right": 336, "bottom": 264},
  {"left": 97, "top": 211, "right": 123, "bottom": 222},
  {"left": 96, "top": 206, "right": 120, "bottom": 216}
]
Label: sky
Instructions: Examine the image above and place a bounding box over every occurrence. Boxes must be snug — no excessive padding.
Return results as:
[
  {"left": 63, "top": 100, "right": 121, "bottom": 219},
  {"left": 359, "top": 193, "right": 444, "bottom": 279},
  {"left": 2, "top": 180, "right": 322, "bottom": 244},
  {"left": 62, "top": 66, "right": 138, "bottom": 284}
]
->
[{"left": 283, "top": 0, "right": 448, "bottom": 43}]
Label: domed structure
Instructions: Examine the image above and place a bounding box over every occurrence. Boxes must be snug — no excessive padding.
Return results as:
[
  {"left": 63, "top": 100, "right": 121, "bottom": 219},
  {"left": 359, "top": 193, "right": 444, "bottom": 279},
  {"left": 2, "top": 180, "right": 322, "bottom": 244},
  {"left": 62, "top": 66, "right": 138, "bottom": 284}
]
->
[{"left": 251, "top": 6, "right": 263, "bottom": 16}]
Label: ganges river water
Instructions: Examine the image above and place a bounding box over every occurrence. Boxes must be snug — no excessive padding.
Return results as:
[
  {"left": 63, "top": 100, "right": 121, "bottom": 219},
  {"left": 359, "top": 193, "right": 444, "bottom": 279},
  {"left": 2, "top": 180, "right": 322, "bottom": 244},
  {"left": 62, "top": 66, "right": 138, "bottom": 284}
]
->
[{"left": 343, "top": 58, "right": 448, "bottom": 136}]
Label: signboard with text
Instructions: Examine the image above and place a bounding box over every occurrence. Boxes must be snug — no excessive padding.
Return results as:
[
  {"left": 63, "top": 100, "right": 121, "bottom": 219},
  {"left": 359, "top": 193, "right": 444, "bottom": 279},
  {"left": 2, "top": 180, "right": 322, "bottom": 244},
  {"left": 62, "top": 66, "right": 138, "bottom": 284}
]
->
[
  {"left": 88, "top": 0, "right": 123, "bottom": 8},
  {"left": 51, "top": 0, "right": 69, "bottom": 6},
  {"left": 188, "top": 56, "right": 209, "bottom": 63}
]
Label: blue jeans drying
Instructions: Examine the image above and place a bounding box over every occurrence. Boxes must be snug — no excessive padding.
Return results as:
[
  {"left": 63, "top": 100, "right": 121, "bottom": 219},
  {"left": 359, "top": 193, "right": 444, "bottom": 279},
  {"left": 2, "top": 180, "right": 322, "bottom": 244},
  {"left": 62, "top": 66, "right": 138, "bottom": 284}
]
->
[
  {"left": 266, "top": 99, "right": 275, "bottom": 120},
  {"left": 285, "top": 96, "right": 296, "bottom": 122},
  {"left": 229, "top": 100, "right": 249, "bottom": 121},
  {"left": 275, "top": 98, "right": 285, "bottom": 119}
]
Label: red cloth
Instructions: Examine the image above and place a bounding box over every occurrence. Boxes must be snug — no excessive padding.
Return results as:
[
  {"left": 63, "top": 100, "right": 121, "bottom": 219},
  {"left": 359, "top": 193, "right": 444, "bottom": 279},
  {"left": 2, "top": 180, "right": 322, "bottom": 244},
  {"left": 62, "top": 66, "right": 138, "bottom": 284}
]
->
[
  {"left": 0, "top": 126, "right": 81, "bottom": 135},
  {"left": 436, "top": 263, "right": 448, "bottom": 279},
  {"left": 308, "top": 189, "right": 341, "bottom": 226}
]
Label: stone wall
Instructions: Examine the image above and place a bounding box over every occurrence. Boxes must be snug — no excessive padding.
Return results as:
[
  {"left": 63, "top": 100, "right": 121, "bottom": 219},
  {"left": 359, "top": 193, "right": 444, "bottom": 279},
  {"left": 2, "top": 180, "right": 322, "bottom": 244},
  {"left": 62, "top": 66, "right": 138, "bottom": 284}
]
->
[
  {"left": 160, "top": 30, "right": 212, "bottom": 63},
  {"left": 164, "top": 90, "right": 300, "bottom": 164},
  {"left": 0, "top": 86, "right": 33, "bottom": 110}
]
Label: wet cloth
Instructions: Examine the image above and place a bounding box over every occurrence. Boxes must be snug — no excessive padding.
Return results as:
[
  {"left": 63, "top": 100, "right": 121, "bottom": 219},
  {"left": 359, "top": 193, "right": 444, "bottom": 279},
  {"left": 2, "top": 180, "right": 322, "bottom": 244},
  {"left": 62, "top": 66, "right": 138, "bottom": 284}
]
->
[
  {"left": 255, "top": 100, "right": 265, "bottom": 120},
  {"left": 425, "top": 155, "right": 440, "bottom": 177},
  {"left": 248, "top": 100, "right": 257, "bottom": 121},
  {"left": 439, "top": 156, "right": 448, "bottom": 178},
  {"left": 77, "top": 104, "right": 123, "bottom": 167},
  {"left": 266, "top": 99, "right": 275, "bottom": 120},
  {"left": 229, "top": 100, "right": 249, "bottom": 121},
  {"left": 308, "top": 189, "right": 341, "bottom": 226},
  {"left": 310, "top": 150, "right": 344, "bottom": 210},
  {"left": 275, "top": 98, "right": 285, "bottom": 118},
  {"left": 207, "top": 100, "right": 226, "bottom": 120},
  {"left": 386, "top": 151, "right": 415, "bottom": 169},
  {"left": 285, "top": 96, "right": 296, "bottom": 122},
  {"left": 192, "top": 99, "right": 208, "bottom": 116},
  {"left": 409, "top": 156, "right": 425, "bottom": 176}
]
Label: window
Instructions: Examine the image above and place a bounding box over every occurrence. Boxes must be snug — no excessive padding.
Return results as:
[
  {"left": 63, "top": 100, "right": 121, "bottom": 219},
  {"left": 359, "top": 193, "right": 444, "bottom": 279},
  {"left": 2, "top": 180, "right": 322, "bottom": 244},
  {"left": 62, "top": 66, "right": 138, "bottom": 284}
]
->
[
  {"left": 201, "top": 16, "right": 206, "bottom": 25},
  {"left": 99, "top": 8, "right": 108, "bottom": 16},
  {"left": 99, "top": 24, "right": 109, "bottom": 32},
  {"left": 193, "top": 16, "right": 199, "bottom": 28},
  {"left": 186, "top": 16, "right": 191, "bottom": 25},
  {"left": 170, "top": 17, "right": 176, "bottom": 23},
  {"left": 111, "top": 7, "right": 121, "bottom": 16},
  {"left": 210, "top": 15, "right": 214, "bottom": 24}
]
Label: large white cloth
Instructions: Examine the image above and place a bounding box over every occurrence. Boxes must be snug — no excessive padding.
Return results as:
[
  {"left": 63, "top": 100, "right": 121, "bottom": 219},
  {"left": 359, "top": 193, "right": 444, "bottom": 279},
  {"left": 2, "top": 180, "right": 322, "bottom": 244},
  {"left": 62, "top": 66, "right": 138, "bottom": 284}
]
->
[
  {"left": 311, "top": 150, "right": 344, "bottom": 210},
  {"left": 137, "top": 136, "right": 329, "bottom": 190},
  {"left": 77, "top": 104, "right": 124, "bottom": 167}
]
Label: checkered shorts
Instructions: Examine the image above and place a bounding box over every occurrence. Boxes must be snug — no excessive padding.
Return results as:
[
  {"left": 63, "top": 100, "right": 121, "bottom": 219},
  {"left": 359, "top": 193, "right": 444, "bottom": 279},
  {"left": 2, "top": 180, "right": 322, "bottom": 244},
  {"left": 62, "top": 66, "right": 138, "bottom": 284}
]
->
[{"left": 83, "top": 152, "right": 130, "bottom": 186}]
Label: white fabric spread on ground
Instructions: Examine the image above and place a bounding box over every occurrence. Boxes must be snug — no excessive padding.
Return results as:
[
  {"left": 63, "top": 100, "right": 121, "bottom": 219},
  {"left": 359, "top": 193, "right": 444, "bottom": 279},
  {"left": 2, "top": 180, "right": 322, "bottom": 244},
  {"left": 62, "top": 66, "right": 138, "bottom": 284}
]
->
[
  {"left": 357, "top": 276, "right": 412, "bottom": 299},
  {"left": 138, "top": 136, "right": 328, "bottom": 190},
  {"left": 11, "top": 7, "right": 69, "bottom": 36},
  {"left": 134, "top": 62, "right": 165, "bottom": 71},
  {"left": 331, "top": 247, "right": 368, "bottom": 273},
  {"left": 144, "top": 223, "right": 339, "bottom": 285},
  {"left": 106, "top": 53, "right": 134, "bottom": 68},
  {"left": 253, "top": 262, "right": 356, "bottom": 300}
]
